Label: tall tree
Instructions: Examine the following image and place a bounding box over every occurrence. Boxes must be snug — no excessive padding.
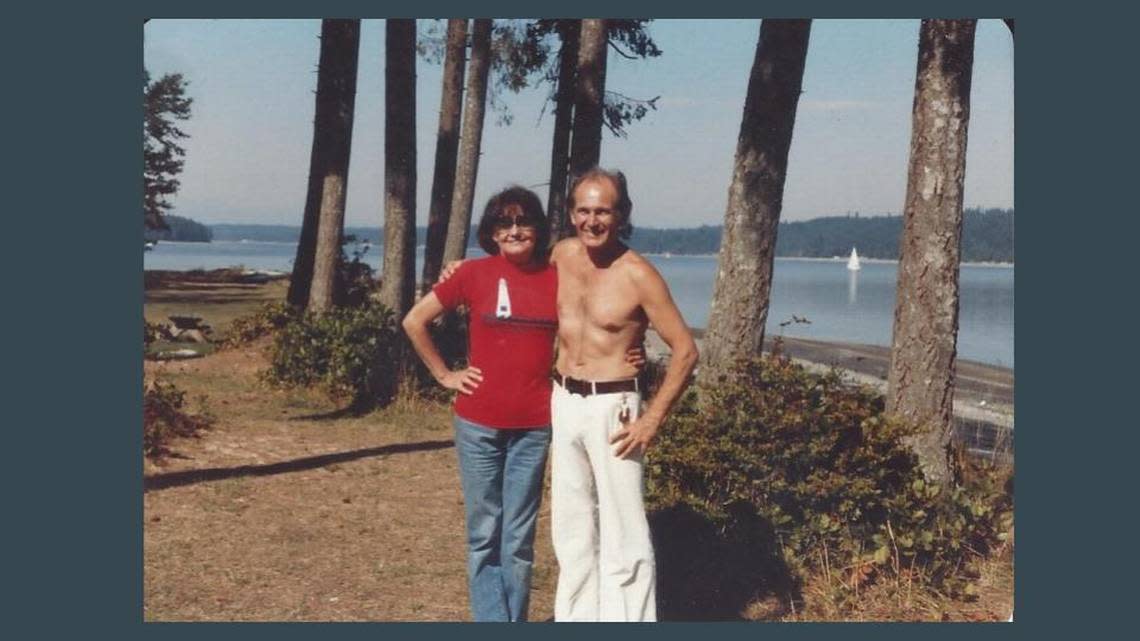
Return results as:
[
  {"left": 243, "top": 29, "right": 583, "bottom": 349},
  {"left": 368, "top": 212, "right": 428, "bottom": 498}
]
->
[
  {"left": 378, "top": 19, "right": 418, "bottom": 319},
  {"left": 886, "top": 19, "right": 977, "bottom": 485},
  {"left": 545, "top": 20, "right": 580, "bottom": 240},
  {"left": 567, "top": 19, "right": 608, "bottom": 180},
  {"left": 305, "top": 20, "right": 361, "bottom": 313},
  {"left": 441, "top": 19, "right": 493, "bottom": 265},
  {"left": 288, "top": 20, "right": 361, "bottom": 308},
  {"left": 466, "top": 19, "right": 660, "bottom": 239},
  {"left": 143, "top": 71, "right": 193, "bottom": 230},
  {"left": 420, "top": 19, "right": 468, "bottom": 291},
  {"left": 700, "top": 20, "right": 812, "bottom": 383}
]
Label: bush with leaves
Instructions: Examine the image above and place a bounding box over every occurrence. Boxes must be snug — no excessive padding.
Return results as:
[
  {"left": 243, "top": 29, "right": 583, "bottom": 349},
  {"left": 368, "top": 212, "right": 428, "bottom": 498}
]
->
[
  {"left": 144, "top": 379, "right": 214, "bottom": 459},
  {"left": 220, "top": 301, "right": 300, "bottom": 349},
  {"left": 647, "top": 353, "right": 1012, "bottom": 609},
  {"left": 263, "top": 302, "right": 402, "bottom": 409},
  {"left": 334, "top": 235, "right": 378, "bottom": 308}
]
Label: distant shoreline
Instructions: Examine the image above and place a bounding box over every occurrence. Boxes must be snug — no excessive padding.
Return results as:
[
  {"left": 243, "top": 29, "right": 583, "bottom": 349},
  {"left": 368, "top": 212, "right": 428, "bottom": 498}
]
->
[
  {"left": 641, "top": 253, "right": 1014, "bottom": 267},
  {"left": 146, "top": 242, "right": 1014, "bottom": 268}
]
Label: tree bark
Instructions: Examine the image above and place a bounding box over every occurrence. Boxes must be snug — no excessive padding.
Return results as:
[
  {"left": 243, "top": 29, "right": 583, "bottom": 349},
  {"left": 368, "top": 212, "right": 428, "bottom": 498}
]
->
[
  {"left": 441, "top": 19, "right": 493, "bottom": 266},
  {"left": 547, "top": 20, "right": 580, "bottom": 241},
  {"left": 307, "top": 20, "right": 361, "bottom": 313},
  {"left": 421, "top": 19, "right": 468, "bottom": 291},
  {"left": 288, "top": 21, "right": 360, "bottom": 308},
  {"left": 886, "top": 19, "right": 976, "bottom": 486},
  {"left": 378, "top": 19, "right": 417, "bottom": 319},
  {"left": 568, "top": 19, "right": 608, "bottom": 179},
  {"left": 700, "top": 19, "right": 811, "bottom": 383}
]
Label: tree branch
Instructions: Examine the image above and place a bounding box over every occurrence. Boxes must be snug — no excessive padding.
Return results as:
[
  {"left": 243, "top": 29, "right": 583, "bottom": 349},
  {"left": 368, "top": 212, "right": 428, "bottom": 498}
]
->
[{"left": 607, "top": 40, "right": 639, "bottom": 60}]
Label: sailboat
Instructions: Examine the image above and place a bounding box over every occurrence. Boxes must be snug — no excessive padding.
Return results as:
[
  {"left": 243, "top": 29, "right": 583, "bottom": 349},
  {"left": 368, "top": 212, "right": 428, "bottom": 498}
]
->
[{"left": 846, "top": 247, "right": 861, "bottom": 271}]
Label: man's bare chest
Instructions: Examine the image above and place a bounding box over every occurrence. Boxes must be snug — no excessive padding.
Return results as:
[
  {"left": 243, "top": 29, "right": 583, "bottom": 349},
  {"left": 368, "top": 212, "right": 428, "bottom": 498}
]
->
[{"left": 557, "top": 267, "right": 642, "bottom": 332}]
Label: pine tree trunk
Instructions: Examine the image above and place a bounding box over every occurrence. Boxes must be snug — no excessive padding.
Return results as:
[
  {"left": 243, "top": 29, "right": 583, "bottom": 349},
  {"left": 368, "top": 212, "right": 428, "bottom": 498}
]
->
[
  {"left": 441, "top": 19, "right": 493, "bottom": 266},
  {"left": 701, "top": 19, "right": 811, "bottom": 383},
  {"left": 886, "top": 19, "right": 976, "bottom": 485},
  {"left": 547, "top": 20, "right": 580, "bottom": 241},
  {"left": 568, "top": 19, "right": 607, "bottom": 179},
  {"left": 288, "top": 21, "right": 360, "bottom": 308},
  {"left": 308, "top": 20, "right": 361, "bottom": 313},
  {"left": 378, "top": 19, "right": 417, "bottom": 319},
  {"left": 421, "top": 19, "right": 468, "bottom": 291}
]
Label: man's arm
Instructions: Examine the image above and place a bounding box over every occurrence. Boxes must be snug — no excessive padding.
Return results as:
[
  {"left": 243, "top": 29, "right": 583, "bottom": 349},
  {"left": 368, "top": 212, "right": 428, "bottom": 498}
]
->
[
  {"left": 609, "top": 260, "right": 699, "bottom": 459},
  {"left": 437, "top": 260, "right": 464, "bottom": 283}
]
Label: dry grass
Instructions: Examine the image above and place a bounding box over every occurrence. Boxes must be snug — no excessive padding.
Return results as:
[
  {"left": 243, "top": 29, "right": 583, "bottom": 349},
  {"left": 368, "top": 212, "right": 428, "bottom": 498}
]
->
[
  {"left": 144, "top": 341, "right": 562, "bottom": 622},
  {"left": 145, "top": 275, "right": 289, "bottom": 340},
  {"left": 756, "top": 546, "right": 1014, "bottom": 622}
]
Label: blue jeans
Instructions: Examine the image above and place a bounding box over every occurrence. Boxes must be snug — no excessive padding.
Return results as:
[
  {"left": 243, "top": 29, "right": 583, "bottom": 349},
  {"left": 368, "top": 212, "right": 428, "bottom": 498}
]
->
[{"left": 453, "top": 416, "right": 551, "bottom": 622}]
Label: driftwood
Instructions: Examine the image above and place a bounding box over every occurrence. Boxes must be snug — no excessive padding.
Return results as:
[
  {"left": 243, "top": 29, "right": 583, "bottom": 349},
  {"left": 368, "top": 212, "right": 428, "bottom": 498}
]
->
[{"left": 168, "top": 316, "right": 212, "bottom": 343}]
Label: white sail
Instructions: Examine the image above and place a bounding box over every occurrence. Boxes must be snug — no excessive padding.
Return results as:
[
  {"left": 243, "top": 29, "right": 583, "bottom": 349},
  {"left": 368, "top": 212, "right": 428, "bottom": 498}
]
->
[{"left": 846, "top": 247, "right": 861, "bottom": 271}]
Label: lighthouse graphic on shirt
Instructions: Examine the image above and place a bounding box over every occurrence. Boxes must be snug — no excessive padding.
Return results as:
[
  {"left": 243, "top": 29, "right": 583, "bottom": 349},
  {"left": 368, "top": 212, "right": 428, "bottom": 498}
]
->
[
  {"left": 496, "top": 277, "right": 511, "bottom": 318},
  {"left": 483, "top": 276, "right": 556, "bottom": 330}
]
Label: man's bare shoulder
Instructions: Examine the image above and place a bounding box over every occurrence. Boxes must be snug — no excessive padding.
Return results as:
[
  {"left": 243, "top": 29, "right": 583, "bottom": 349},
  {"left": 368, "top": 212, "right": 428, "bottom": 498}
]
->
[
  {"left": 551, "top": 237, "right": 585, "bottom": 264},
  {"left": 616, "top": 247, "right": 665, "bottom": 284}
]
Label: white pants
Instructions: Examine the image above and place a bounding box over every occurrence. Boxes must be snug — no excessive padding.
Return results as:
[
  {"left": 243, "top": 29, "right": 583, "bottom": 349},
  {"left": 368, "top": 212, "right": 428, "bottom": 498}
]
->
[{"left": 550, "top": 384, "right": 656, "bottom": 622}]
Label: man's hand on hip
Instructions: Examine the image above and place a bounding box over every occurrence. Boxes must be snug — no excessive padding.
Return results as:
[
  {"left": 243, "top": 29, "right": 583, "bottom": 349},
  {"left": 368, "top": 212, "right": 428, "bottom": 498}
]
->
[{"left": 609, "top": 411, "right": 660, "bottom": 459}]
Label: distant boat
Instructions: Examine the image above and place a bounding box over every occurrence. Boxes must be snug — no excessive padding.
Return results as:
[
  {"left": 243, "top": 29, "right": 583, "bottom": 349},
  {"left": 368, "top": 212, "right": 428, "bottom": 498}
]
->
[
  {"left": 846, "top": 247, "right": 861, "bottom": 271},
  {"left": 144, "top": 241, "right": 157, "bottom": 251}
]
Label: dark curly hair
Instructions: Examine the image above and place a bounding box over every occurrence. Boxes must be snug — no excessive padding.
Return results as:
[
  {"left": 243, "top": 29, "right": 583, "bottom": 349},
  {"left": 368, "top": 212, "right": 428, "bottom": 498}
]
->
[
  {"left": 567, "top": 166, "right": 634, "bottom": 240},
  {"left": 475, "top": 186, "right": 551, "bottom": 260}
]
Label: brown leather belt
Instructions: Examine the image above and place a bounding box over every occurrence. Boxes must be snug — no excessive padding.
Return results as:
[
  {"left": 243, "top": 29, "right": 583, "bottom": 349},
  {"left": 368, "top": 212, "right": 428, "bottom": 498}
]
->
[{"left": 554, "top": 373, "right": 640, "bottom": 397}]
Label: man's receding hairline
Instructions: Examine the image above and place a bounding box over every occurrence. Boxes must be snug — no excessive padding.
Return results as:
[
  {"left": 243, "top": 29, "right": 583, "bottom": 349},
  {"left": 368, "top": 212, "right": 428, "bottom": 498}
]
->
[
  {"left": 571, "top": 176, "right": 620, "bottom": 209},
  {"left": 574, "top": 175, "right": 619, "bottom": 194}
]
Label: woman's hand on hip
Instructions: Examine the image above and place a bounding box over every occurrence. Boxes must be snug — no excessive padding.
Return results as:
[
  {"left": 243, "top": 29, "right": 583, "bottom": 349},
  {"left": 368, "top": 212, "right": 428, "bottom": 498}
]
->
[{"left": 439, "top": 366, "right": 483, "bottom": 395}]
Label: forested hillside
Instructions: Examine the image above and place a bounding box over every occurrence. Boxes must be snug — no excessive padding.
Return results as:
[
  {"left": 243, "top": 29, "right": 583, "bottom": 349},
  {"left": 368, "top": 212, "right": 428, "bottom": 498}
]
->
[{"left": 205, "top": 208, "right": 1013, "bottom": 262}]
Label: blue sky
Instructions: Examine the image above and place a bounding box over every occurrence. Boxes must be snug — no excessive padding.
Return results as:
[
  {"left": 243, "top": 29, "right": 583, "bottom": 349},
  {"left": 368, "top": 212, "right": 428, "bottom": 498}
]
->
[{"left": 144, "top": 19, "right": 1013, "bottom": 229}]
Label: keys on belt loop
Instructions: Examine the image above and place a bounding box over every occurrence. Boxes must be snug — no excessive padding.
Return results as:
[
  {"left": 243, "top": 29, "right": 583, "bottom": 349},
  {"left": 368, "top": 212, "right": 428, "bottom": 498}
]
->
[{"left": 618, "top": 394, "right": 632, "bottom": 423}]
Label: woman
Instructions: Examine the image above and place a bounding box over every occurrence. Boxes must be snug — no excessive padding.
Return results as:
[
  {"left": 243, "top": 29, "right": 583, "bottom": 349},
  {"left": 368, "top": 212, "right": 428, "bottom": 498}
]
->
[{"left": 402, "top": 186, "right": 559, "bottom": 622}]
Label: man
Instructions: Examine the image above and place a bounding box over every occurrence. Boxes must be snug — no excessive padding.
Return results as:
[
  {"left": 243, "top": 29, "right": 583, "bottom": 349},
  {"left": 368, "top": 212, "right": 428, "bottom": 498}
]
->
[{"left": 548, "top": 167, "right": 698, "bottom": 622}]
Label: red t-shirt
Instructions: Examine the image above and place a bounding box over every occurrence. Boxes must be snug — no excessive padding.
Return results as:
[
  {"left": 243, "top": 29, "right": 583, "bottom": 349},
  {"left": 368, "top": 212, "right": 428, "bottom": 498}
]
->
[{"left": 432, "top": 254, "right": 558, "bottom": 429}]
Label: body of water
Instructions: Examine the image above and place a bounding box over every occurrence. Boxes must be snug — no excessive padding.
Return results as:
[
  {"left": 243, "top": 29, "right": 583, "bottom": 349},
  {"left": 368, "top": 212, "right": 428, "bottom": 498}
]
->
[{"left": 145, "top": 241, "right": 1014, "bottom": 368}]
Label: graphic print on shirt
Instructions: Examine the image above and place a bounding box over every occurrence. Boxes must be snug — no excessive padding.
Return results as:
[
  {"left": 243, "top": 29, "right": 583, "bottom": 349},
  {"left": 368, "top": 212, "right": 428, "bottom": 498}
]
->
[
  {"left": 483, "top": 277, "right": 557, "bottom": 330},
  {"left": 496, "top": 277, "right": 512, "bottom": 318}
]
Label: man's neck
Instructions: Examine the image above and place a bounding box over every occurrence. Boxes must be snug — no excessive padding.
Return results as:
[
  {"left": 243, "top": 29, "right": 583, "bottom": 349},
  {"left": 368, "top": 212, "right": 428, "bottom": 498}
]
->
[{"left": 584, "top": 240, "right": 628, "bottom": 268}]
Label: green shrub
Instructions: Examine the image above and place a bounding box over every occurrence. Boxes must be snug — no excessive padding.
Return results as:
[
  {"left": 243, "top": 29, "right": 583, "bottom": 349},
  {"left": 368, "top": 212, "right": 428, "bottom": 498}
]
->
[
  {"left": 647, "top": 354, "right": 1012, "bottom": 611},
  {"left": 144, "top": 379, "right": 214, "bottom": 459},
  {"left": 263, "top": 302, "right": 401, "bottom": 408},
  {"left": 334, "top": 235, "right": 378, "bottom": 308},
  {"left": 220, "top": 301, "right": 300, "bottom": 349}
]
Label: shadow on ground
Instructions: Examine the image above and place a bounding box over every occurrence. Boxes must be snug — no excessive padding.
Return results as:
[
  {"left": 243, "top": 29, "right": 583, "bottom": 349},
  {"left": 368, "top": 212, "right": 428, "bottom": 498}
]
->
[
  {"left": 651, "top": 503, "right": 801, "bottom": 621},
  {"left": 144, "top": 439, "right": 454, "bottom": 492}
]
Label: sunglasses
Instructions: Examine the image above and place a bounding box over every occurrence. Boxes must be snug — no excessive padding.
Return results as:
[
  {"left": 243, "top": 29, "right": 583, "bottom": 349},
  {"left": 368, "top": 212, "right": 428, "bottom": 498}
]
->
[{"left": 494, "top": 214, "right": 540, "bottom": 229}]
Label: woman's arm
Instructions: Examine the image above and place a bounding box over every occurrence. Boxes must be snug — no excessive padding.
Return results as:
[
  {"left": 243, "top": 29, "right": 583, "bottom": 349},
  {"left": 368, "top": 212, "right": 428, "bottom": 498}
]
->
[{"left": 401, "top": 292, "right": 483, "bottom": 395}]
